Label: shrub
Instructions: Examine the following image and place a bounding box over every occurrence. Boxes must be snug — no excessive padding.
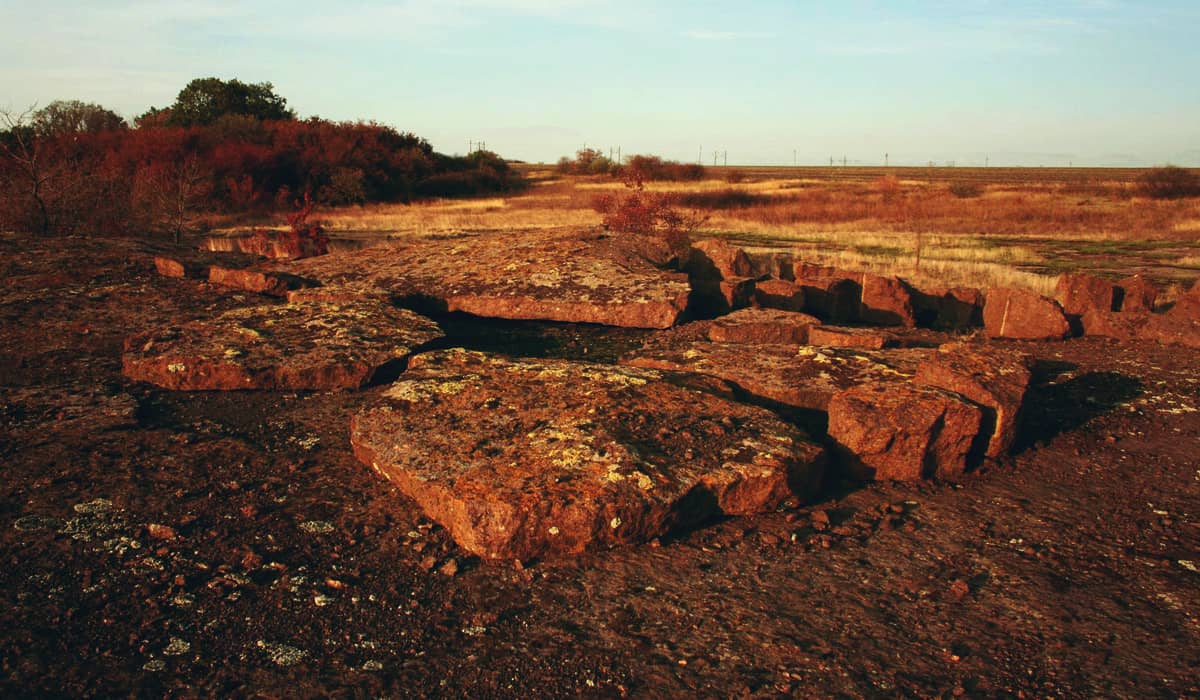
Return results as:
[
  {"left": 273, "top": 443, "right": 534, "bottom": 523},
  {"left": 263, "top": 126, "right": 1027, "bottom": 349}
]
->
[
  {"left": 591, "top": 169, "right": 703, "bottom": 256},
  {"left": 948, "top": 181, "right": 983, "bottom": 199},
  {"left": 1138, "top": 166, "right": 1200, "bottom": 199},
  {"left": 672, "top": 188, "right": 770, "bottom": 209},
  {"left": 874, "top": 174, "right": 901, "bottom": 202}
]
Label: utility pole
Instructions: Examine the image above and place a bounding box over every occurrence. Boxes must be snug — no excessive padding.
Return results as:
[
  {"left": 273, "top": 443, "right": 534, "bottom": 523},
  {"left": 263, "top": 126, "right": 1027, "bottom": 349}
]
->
[
  {"left": 699, "top": 146, "right": 703, "bottom": 165},
  {"left": 793, "top": 149, "right": 797, "bottom": 167},
  {"left": 723, "top": 151, "right": 727, "bottom": 167},
  {"left": 885, "top": 152, "right": 889, "bottom": 167},
  {"left": 617, "top": 146, "right": 621, "bottom": 164},
  {"left": 469, "top": 140, "right": 474, "bottom": 153},
  {"left": 713, "top": 151, "right": 718, "bottom": 166},
  {"left": 842, "top": 155, "right": 847, "bottom": 167}
]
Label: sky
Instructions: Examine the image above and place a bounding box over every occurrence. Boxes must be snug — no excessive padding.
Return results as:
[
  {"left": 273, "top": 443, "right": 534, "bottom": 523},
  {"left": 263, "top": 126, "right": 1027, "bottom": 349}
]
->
[{"left": 1, "top": 1, "right": 1198, "bottom": 167}]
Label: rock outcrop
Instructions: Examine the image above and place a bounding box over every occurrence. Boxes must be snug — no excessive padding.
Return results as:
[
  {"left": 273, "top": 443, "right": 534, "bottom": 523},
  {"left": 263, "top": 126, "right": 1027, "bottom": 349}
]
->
[
  {"left": 913, "top": 342, "right": 1032, "bottom": 459},
  {"left": 753, "top": 279, "right": 806, "bottom": 312},
  {"left": 828, "top": 383, "right": 984, "bottom": 481},
  {"left": 208, "top": 266, "right": 319, "bottom": 298},
  {"left": 283, "top": 230, "right": 692, "bottom": 329},
  {"left": 350, "top": 350, "right": 826, "bottom": 561},
  {"left": 123, "top": 300, "right": 443, "bottom": 390},
  {"left": 1055, "top": 273, "right": 1119, "bottom": 317},
  {"left": 983, "top": 288, "right": 1071, "bottom": 340},
  {"left": 807, "top": 326, "right": 898, "bottom": 350},
  {"left": 707, "top": 308, "right": 822, "bottom": 345}
]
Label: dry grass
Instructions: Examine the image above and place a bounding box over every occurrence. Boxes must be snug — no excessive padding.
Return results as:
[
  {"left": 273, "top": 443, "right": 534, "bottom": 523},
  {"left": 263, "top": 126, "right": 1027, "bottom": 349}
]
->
[{"left": 310, "top": 167, "right": 1200, "bottom": 292}]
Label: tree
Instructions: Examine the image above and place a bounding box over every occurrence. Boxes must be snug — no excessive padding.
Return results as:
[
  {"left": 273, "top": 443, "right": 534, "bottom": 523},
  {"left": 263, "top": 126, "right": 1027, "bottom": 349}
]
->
[
  {"left": 164, "top": 77, "right": 295, "bottom": 127},
  {"left": 32, "top": 100, "right": 126, "bottom": 137},
  {"left": 1, "top": 107, "right": 55, "bottom": 234},
  {"left": 132, "top": 154, "right": 213, "bottom": 242}
]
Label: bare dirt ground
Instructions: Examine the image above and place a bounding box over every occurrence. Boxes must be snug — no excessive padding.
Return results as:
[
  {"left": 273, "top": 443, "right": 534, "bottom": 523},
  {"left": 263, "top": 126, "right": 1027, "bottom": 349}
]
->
[{"left": 2, "top": 233, "right": 1198, "bottom": 698}]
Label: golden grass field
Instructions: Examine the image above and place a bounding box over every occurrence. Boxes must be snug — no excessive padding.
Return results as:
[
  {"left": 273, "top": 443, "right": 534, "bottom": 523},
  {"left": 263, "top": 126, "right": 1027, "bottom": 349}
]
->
[{"left": 235, "top": 165, "right": 1200, "bottom": 296}]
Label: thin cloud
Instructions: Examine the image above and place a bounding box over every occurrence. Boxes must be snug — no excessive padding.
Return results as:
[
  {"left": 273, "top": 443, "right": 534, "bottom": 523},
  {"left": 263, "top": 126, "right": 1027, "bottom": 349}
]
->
[{"left": 682, "top": 30, "right": 773, "bottom": 41}]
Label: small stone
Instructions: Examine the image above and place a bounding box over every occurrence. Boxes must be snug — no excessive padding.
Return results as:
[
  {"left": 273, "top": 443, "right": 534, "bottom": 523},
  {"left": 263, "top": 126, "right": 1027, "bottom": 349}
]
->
[
  {"left": 163, "top": 637, "right": 191, "bottom": 656},
  {"left": 147, "top": 523, "right": 177, "bottom": 540},
  {"left": 438, "top": 558, "right": 459, "bottom": 577}
]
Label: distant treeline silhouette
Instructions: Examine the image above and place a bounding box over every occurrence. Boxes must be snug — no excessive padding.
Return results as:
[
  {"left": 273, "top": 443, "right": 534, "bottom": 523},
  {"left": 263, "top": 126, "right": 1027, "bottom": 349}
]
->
[{"left": 0, "top": 78, "right": 520, "bottom": 237}]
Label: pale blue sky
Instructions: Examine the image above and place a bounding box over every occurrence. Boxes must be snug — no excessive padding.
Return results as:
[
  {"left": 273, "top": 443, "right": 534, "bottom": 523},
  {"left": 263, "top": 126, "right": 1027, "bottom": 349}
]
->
[{"left": 1, "top": 1, "right": 1197, "bottom": 166}]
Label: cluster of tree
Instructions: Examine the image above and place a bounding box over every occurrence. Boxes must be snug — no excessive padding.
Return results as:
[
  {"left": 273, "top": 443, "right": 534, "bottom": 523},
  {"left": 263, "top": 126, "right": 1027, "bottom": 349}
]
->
[
  {"left": 0, "top": 78, "right": 520, "bottom": 237},
  {"left": 556, "top": 149, "right": 706, "bottom": 181}
]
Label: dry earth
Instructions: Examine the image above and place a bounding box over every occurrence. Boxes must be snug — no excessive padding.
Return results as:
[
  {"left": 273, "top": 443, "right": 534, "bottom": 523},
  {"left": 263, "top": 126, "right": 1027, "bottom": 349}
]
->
[{"left": 1, "top": 233, "right": 1199, "bottom": 698}]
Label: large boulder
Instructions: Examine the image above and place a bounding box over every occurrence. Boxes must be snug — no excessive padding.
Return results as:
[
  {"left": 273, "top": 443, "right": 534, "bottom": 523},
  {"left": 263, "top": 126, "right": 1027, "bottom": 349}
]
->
[
  {"left": 154, "top": 256, "right": 207, "bottom": 280},
  {"left": 1055, "top": 273, "right": 1119, "bottom": 316},
  {"left": 623, "top": 340, "right": 929, "bottom": 413},
  {"left": 1116, "top": 274, "right": 1158, "bottom": 312},
  {"left": 123, "top": 300, "right": 443, "bottom": 391},
  {"left": 283, "top": 230, "right": 692, "bottom": 329},
  {"left": 1080, "top": 309, "right": 1152, "bottom": 341},
  {"left": 350, "top": 350, "right": 826, "bottom": 561},
  {"left": 828, "top": 383, "right": 984, "bottom": 481},
  {"left": 208, "top": 266, "right": 318, "bottom": 297},
  {"left": 983, "top": 288, "right": 1071, "bottom": 340},
  {"left": 745, "top": 251, "right": 794, "bottom": 280},
  {"left": 753, "top": 278, "right": 806, "bottom": 312},
  {"left": 1168, "top": 281, "right": 1200, "bottom": 321},
  {"left": 686, "top": 239, "right": 754, "bottom": 280},
  {"left": 791, "top": 263, "right": 861, "bottom": 323},
  {"left": 707, "top": 308, "right": 822, "bottom": 345},
  {"left": 234, "top": 229, "right": 330, "bottom": 260},
  {"left": 913, "top": 342, "right": 1032, "bottom": 459},
  {"left": 913, "top": 287, "right": 983, "bottom": 330},
  {"left": 859, "top": 273, "right": 916, "bottom": 327}
]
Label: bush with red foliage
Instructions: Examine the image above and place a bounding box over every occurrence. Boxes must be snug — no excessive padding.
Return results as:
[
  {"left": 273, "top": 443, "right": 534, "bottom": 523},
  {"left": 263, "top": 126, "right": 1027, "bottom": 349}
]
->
[{"left": 591, "top": 169, "right": 703, "bottom": 257}]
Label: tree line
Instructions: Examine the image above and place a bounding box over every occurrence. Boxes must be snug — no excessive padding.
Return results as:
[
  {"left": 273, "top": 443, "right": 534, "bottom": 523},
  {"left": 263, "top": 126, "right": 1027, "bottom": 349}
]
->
[{"left": 0, "top": 78, "right": 520, "bottom": 238}]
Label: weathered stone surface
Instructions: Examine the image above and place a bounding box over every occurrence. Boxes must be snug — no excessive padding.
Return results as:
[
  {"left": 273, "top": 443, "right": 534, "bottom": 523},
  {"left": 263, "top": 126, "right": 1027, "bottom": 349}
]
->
[
  {"left": 707, "top": 308, "right": 822, "bottom": 345},
  {"left": 1080, "top": 309, "right": 1152, "bottom": 340},
  {"left": 350, "top": 350, "right": 826, "bottom": 561},
  {"left": 283, "top": 230, "right": 692, "bottom": 329},
  {"left": 123, "top": 300, "right": 443, "bottom": 391},
  {"left": 913, "top": 342, "right": 1032, "bottom": 458},
  {"left": 1145, "top": 314, "right": 1200, "bottom": 348},
  {"left": 1116, "top": 274, "right": 1158, "bottom": 312},
  {"left": 623, "top": 340, "right": 929, "bottom": 412},
  {"left": 235, "top": 229, "right": 330, "bottom": 260},
  {"left": 686, "top": 239, "right": 754, "bottom": 280},
  {"left": 828, "top": 383, "right": 984, "bottom": 481},
  {"left": 792, "top": 263, "right": 861, "bottom": 323},
  {"left": 983, "top": 288, "right": 1071, "bottom": 340},
  {"left": 808, "top": 326, "right": 897, "bottom": 350},
  {"left": 859, "top": 274, "right": 916, "bottom": 327},
  {"left": 1056, "top": 273, "right": 1119, "bottom": 316},
  {"left": 745, "top": 251, "right": 794, "bottom": 280},
  {"left": 913, "top": 287, "right": 984, "bottom": 330},
  {"left": 1169, "top": 281, "right": 1200, "bottom": 321},
  {"left": 753, "top": 279, "right": 806, "bottom": 312},
  {"left": 154, "top": 256, "right": 206, "bottom": 279},
  {"left": 208, "top": 266, "right": 319, "bottom": 297}
]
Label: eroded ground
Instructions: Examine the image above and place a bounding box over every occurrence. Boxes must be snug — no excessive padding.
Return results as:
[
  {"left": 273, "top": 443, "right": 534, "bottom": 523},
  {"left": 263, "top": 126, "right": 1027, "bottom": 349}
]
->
[{"left": 1, "top": 234, "right": 1198, "bottom": 698}]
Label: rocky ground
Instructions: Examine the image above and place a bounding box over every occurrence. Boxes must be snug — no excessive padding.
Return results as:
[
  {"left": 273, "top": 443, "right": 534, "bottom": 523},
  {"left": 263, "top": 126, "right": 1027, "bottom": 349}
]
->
[{"left": 1, "top": 232, "right": 1199, "bottom": 698}]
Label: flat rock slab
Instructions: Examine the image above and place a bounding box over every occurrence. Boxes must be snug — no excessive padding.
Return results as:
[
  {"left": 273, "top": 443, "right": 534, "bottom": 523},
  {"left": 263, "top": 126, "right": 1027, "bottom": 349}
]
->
[
  {"left": 623, "top": 339, "right": 929, "bottom": 412},
  {"left": 707, "top": 308, "right": 822, "bottom": 345},
  {"left": 123, "top": 300, "right": 443, "bottom": 390},
  {"left": 808, "top": 325, "right": 898, "bottom": 350},
  {"left": 209, "top": 266, "right": 319, "bottom": 297},
  {"left": 350, "top": 350, "right": 826, "bottom": 561},
  {"left": 913, "top": 342, "right": 1032, "bottom": 458},
  {"left": 283, "top": 229, "right": 692, "bottom": 329},
  {"left": 828, "top": 383, "right": 984, "bottom": 481}
]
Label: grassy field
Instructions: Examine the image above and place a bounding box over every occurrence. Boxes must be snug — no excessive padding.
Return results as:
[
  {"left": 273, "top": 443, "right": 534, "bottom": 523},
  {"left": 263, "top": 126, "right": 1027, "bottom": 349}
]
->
[{"left": 246, "top": 165, "right": 1200, "bottom": 296}]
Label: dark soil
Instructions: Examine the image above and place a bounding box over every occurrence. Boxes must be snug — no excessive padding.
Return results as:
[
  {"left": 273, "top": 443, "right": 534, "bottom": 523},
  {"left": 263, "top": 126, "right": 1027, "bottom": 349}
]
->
[{"left": 2, "top": 233, "right": 1198, "bottom": 698}]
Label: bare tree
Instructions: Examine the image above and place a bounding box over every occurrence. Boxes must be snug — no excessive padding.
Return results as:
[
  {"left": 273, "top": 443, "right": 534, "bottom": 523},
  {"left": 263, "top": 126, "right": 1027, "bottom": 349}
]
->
[
  {"left": 133, "top": 154, "right": 212, "bottom": 243},
  {"left": 0, "top": 107, "right": 54, "bottom": 235}
]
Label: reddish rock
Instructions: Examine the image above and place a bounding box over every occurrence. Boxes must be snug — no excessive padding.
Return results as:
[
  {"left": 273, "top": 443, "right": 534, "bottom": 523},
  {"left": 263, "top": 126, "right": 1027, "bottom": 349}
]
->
[
  {"left": 623, "top": 340, "right": 929, "bottom": 413},
  {"left": 208, "top": 266, "right": 319, "bottom": 297},
  {"left": 983, "top": 288, "right": 1071, "bottom": 340},
  {"left": 284, "top": 286, "right": 389, "bottom": 304},
  {"left": 828, "top": 383, "right": 984, "bottom": 481},
  {"left": 1144, "top": 314, "right": 1200, "bottom": 348},
  {"left": 792, "top": 264, "right": 861, "bottom": 323},
  {"left": 350, "top": 350, "right": 826, "bottom": 561},
  {"left": 754, "top": 279, "right": 806, "bottom": 312},
  {"left": 283, "top": 230, "right": 692, "bottom": 329},
  {"left": 707, "top": 308, "right": 822, "bottom": 345},
  {"left": 913, "top": 342, "right": 1032, "bottom": 459},
  {"left": 1080, "top": 309, "right": 1153, "bottom": 340},
  {"left": 154, "top": 256, "right": 206, "bottom": 279},
  {"left": 123, "top": 300, "right": 443, "bottom": 391},
  {"left": 236, "top": 229, "right": 330, "bottom": 260},
  {"left": 1116, "top": 274, "right": 1158, "bottom": 312},
  {"left": 913, "top": 287, "right": 984, "bottom": 330},
  {"left": 686, "top": 239, "right": 753, "bottom": 280},
  {"left": 808, "top": 326, "right": 897, "bottom": 350},
  {"left": 745, "top": 251, "right": 794, "bottom": 280},
  {"left": 1168, "top": 281, "right": 1200, "bottom": 321},
  {"left": 1055, "top": 273, "right": 1119, "bottom": 316},
  {"left": 859, "top": 274, "right": 916, "bottom": 327}
]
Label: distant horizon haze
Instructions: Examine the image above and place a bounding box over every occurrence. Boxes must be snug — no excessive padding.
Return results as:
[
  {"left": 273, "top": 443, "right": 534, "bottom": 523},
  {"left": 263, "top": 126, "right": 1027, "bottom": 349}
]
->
[{"left": 1, "top": 1, "right": 1197, "bottom": 168}]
